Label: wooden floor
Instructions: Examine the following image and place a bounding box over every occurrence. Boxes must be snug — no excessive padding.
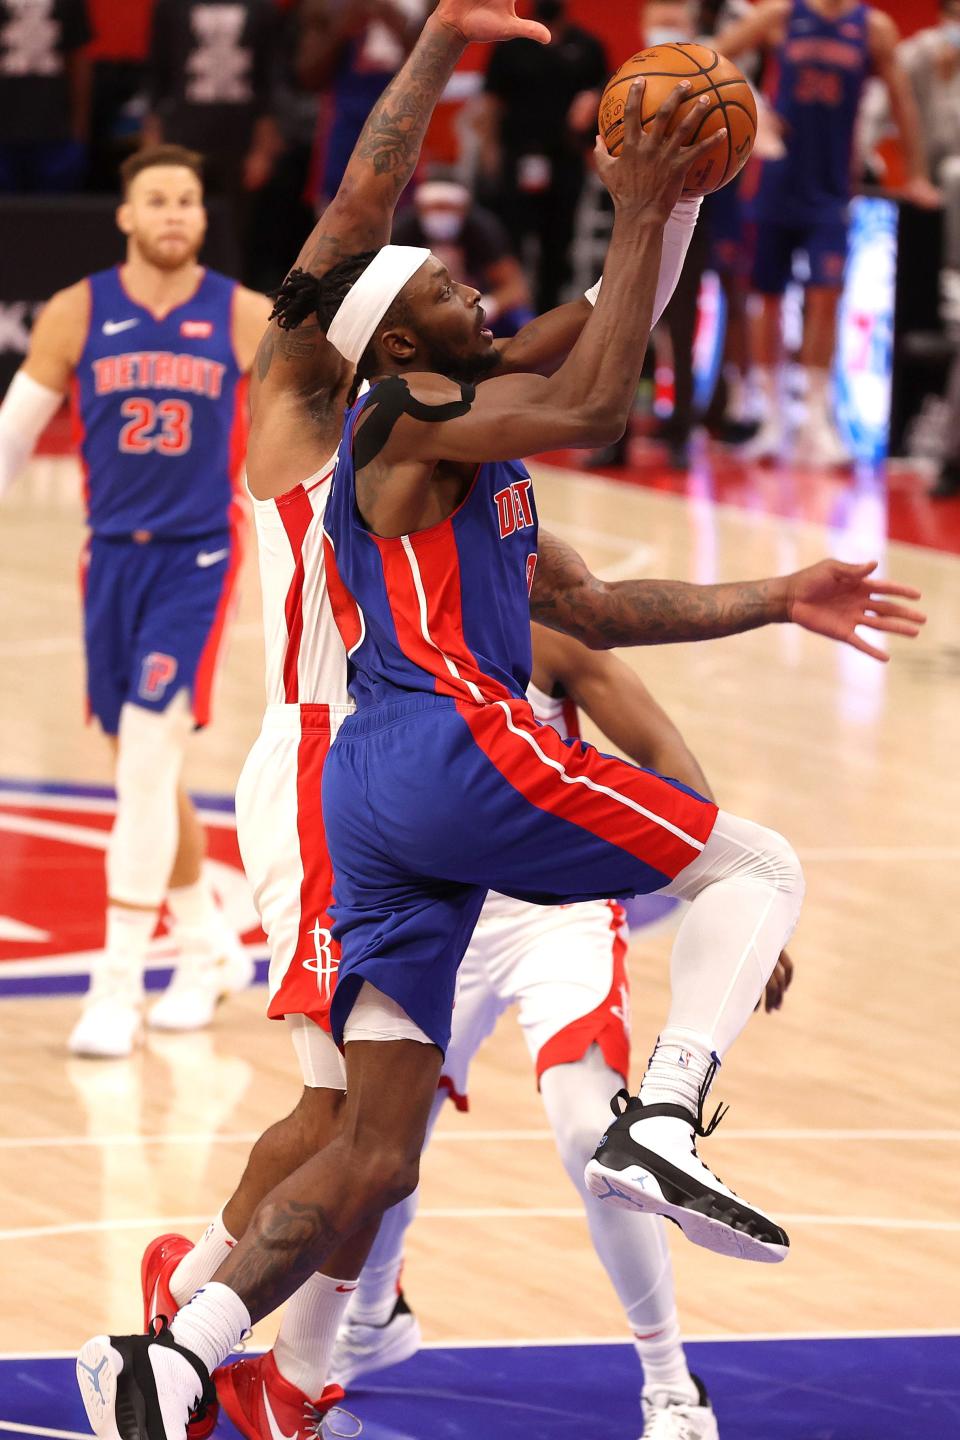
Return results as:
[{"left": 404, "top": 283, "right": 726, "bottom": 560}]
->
[{"left": 1, "top": 454, "right": 958, "bottom": 1355}]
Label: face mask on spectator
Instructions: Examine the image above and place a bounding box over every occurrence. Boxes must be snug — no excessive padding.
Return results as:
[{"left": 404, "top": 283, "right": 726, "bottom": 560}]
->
[
  {"left": 646, "top": 26, "right": 691, "bottom": 45},
  {"left": 419, "top": 209, "right": 464, "bottom": 243},
  {"left": 943, "top": 19, "right": 960, "bottom": 46}
]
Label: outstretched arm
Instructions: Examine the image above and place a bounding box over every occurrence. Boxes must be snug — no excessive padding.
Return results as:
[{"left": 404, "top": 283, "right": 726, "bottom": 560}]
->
[
  {"left": 254, "top": 0, "right": 549, "bottom": 389},
  {"left": 530, "top": 529, "right": 926, "bottom": 660}
]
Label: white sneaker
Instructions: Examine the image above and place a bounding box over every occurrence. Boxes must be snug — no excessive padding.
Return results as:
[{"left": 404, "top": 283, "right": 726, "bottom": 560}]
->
[
  {"left": 584, "top": 1091, "right": 789, "bottom": 1264},
  {"left": 641, "top": 1375, "right": 719, "bottom": 1439},
  {"left": 792, "top": 416, "right": 851, "bottom": 468},
  {"left": 738, "top": 416, "right": 783, "bottom": 462},
  {"left": 148, "top": 937, "right": 254, "bottom": 1033},
  {"left": 68, "top": 968, "right": 143, "bottom": 1059},
  {"left": 77, "top": 1321, "right": 216, "bottom": 1440},
  {"left": 330, "top": 1293, "right": 422, "bottom": 1388}
]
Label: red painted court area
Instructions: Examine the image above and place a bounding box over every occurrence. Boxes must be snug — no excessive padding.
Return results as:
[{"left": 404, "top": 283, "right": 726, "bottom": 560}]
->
[{"left": 539, "top": 440, "right": 960, "bottom": 556}]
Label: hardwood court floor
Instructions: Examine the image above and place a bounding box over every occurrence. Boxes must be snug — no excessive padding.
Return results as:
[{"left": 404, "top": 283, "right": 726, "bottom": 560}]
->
[{"left": 0, "top": 453, "right": 958, "bottom": 1354}]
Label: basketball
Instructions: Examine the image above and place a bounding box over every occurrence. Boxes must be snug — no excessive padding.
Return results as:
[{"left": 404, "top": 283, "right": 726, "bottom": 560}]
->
[{"left": 598, "top": 43, "right": 758, "bottom": 197}]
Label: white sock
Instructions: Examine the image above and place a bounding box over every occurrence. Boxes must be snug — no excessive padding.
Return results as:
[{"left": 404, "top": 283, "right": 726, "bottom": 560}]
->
[
  {"left": 166, "top": 878, "right": 219, "bottom": 955},
  {"left": 170, "top": 1210, "right": 238, "bottom": 1307},
  {"left": 755, "top": 364, "right": 779, "bottom": 420},
  {"left": 348, "top": 1090, "right": 445, "bottom": 1325},
  {"left": 274, "top": 1273, "right": 357, "bottom": 1397},
  {"left": 169, "top": 1281, "right": 251, "bottom": 1376},
  {"left": 804, "top": 366, "right": 832, "bottom": 427},
  {"left": 632, "top": 1311, "right": 698, "bottom": 1400},
  {"left": 539, "top": 1049, "right": 694, "bottom": 1397},
  {"left": 638, "top": 1029, "right": 715, "bottom": 1115},
  {"left": 92, "top": 905, "right": 156, "bottom": 1001}
]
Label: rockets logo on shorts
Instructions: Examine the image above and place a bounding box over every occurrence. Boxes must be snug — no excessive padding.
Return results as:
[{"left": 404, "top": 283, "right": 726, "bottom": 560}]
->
[
  {"left": 303, "top": 917, "right": 339, "bottom": 999},
  {"left": 139, "top": 652, "right": 178, "bottom": 700}
]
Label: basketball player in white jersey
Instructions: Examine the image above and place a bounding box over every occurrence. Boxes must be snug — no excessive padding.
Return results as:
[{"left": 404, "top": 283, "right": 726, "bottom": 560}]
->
[
  {"left": 328, "top": 623, "right": 793, "bottom": 1439},
  {"left": 0, "top": 144, "right": 272, "bottom": 1056}
]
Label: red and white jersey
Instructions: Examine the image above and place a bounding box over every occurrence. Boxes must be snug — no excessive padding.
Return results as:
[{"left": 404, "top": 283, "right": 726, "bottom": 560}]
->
[{"left": 248, "top": 453, "right": 350, "bottom": 707}]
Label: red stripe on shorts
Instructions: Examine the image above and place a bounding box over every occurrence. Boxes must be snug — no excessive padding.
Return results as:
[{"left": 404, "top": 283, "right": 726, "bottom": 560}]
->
[
  {"left": 457, "top": 698, "right": 717, "bottom": 880},
  {"left": 535, "top": 901, "right": 630, "bottom": 1085},
  {"left": 266, "top": 705, "right": 339, "bottom": 1032}
]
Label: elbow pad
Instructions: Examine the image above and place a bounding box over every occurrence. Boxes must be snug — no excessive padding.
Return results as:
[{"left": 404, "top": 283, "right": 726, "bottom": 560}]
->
[{"left": 0, "top": 370, "right": 64, "bottom": 498}]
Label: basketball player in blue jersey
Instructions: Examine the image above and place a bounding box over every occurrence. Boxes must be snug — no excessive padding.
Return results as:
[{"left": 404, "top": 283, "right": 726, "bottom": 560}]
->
[
  {"left": 0, "top": 144, "right": 272, "bottom": 1057},
  {"left": 73, "top": 23, "right": 928, "bottom": 1440},
  {"left": 719, "top": 0, "right": 939, "bottom": 465}
]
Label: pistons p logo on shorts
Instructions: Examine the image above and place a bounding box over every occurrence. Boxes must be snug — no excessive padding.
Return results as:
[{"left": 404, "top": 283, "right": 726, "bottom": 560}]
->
[{"left": 139, "top": 652, "right": 178, "bottom": 700}]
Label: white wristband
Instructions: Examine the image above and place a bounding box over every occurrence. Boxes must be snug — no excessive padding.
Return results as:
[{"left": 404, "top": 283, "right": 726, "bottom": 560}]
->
[{"left": 0, "top": 370, "right": 64, "bottom": 498}]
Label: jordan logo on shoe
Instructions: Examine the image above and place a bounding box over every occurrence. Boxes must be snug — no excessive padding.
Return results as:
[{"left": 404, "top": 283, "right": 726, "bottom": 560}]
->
[
  {"left": 78, "top": 1355, "right": 109, "bottom": 1400},
  {"left": 263, "top": 1385, "right": 299, "bottom": 1440}
]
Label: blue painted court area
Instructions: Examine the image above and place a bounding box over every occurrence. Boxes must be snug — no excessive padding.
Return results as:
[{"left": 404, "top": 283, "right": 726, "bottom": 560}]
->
[{"left": 3, "top": 1335, "right": 959, "bottom": 1440}]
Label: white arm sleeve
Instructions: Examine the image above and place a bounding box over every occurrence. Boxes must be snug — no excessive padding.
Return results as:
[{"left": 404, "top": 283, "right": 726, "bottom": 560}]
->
[
  {"left": 0, "top": 370, "right": 65, "bottom": 499},
  {"left": 584, "top": 196, "right": 703, "bottom": 327}
]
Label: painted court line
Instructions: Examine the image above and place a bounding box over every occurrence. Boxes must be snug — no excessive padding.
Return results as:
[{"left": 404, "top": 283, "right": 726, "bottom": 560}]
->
[
  {"left": 1, "top": 1127, "right": 957, "bottom": 1150},
  {"left": 3, "top": 1212, "right": 960, "bottom": 1242},
  {"left": 0, "top": 1425, "right": 89, "bottom": 1440}
]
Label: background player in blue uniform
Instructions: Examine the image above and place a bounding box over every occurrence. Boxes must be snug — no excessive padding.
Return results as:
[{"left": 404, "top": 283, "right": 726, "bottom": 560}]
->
[
  {"left": 0, "top": 144, "right": 271, "bottom": 1057},
  {"left": 720, "top": 0, "right": 939, "bottom": 465}
]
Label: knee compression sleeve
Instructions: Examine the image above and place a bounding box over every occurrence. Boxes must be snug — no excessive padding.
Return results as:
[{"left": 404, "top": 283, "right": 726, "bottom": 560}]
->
[
  {"left": 106, "top": 694, "right": 193, "bottom": 907},
  {"left": 663, "top": 809, "right": 804, "bottom": 1055}
]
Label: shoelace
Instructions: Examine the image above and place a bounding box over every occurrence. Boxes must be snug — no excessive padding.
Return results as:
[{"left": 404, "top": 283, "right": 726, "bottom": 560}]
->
[
  {"left": 304, "top": 1402, "right": 362, "bottom": 1439},
  {"left": 607, "top": 1059, "right": 730, "bottom": 1142}
]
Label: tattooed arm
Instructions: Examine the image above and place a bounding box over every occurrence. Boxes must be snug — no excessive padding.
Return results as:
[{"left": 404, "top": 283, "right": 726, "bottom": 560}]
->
[
  {"left": 531, "top": 529, "right": 926, "bottom": 659},
  {"left": 252, "top": 0, "right": 549, "bottom": 398}
]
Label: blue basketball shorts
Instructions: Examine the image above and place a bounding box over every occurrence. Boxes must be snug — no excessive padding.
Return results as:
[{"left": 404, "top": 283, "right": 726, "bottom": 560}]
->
[
  {"left": 751, "top": 214, "right": 849, "bottom": 294},
  {"left": 323, "top": 694, "right": 718, "bottom": 1054},
  {"left": 82, "top": 529, "right": 239, "bottom": 735}
]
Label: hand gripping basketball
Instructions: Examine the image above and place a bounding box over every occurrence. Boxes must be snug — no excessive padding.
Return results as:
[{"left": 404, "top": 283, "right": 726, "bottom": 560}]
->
[
  {"left": 594, "top": 79, "right": 726, "bottom": 223},
  {"left": 436, "top": 0, "right": 550, "bottom": 45}
]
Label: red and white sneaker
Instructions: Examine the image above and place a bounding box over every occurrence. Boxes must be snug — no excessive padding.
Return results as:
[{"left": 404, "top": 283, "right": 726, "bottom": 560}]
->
[
  {"left": 141, "top": 1233, "right": 192, "bottom": 1329},
  {"left": 141, "top": 1235, "right": 218, "bottom": 1440},
  {"left": 216, "top": 1352, "right": 357, "bottom": 1440}
]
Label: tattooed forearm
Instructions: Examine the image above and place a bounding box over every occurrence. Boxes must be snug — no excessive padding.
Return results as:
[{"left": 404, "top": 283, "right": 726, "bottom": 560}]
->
[
  {"left": 216, "top": 1199, "right": 342, "bottom": 1323},
  {"left": 349, "top": 17, "right": 464, "bottom": 192},
  {"left": 298, "top": 16, "right": 465, "bottom": 275},
  {"left": 531, "top": 529, "right": 789, "bottom": 648}
]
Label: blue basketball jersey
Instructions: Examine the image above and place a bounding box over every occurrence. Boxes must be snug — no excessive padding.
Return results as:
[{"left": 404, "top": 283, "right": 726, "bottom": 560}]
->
[
  {"left": 322, "top": 383, "right": 539, "bottom": 709},
  {"left": 755, "top": 0, "right": 869, "bottom": 223},
  {"left": 74, "top": 267, "right": 245, "bottom": 537}
]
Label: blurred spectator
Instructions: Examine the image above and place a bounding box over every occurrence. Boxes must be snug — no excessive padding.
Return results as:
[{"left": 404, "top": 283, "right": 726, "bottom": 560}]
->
[
  {"left": 0, "top": 0, "right": 92, "bottom": 192},
  {"left": 298, "top": 0, "right": 426, "bottom": 210},
  {"left": 86, "top": 0, "right": 154, "bottom": 192},
  {"left": 144, "top": 0, "right": 283, "bottom": 282},
  {"left": 721, "top": 0, "right": 940, "bottom": 469},
  {"left": 476, "top": 1, "right": 607, "bottom": 313},
  {"left": 861, "top": 2, "right": 960, "bottom": 320},
  {"left": 392, "top": 168, "right": 533, "bottom": 335}
]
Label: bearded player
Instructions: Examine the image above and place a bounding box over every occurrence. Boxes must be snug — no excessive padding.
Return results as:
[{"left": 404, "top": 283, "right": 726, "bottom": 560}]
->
[
  {"left": 0, "top": 145, "right": 272, "bottom": 1056},
  {"left": 75, "top": 60, "right": 927, "bottom": 1440}
]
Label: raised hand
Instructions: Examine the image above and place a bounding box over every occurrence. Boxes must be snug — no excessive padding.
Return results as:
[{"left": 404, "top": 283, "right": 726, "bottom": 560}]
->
[
  {"left": 759, "top": 950, "right": 794, "bottom": 1012},
  {"left": 594, "top": 78, "right": 726, "bottom": 223},
  {"left": 436, "top": 0, "right": 551, "bottom": 44},
  {"left": 786, "top": 559, "right": 926, "bottom": 661}
]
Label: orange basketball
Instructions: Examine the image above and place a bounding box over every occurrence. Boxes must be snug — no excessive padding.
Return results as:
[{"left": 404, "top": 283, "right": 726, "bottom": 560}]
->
[{"left": 598, "top": 42, "right": 757, "bottom": 197}]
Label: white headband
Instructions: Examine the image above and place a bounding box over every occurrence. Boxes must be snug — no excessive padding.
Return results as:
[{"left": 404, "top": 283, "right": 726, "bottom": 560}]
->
[{"left": 326, "top": 244, "right": 431, "bottom": 364}]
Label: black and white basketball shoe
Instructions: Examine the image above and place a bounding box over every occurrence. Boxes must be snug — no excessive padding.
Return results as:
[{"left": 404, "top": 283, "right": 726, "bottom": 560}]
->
[
  {"left": 584, "top": 1068, "right": 789, "bottom": 1264},
  {"left": 77, "top": 1317, "right": 216, "bottom": 1440}
]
